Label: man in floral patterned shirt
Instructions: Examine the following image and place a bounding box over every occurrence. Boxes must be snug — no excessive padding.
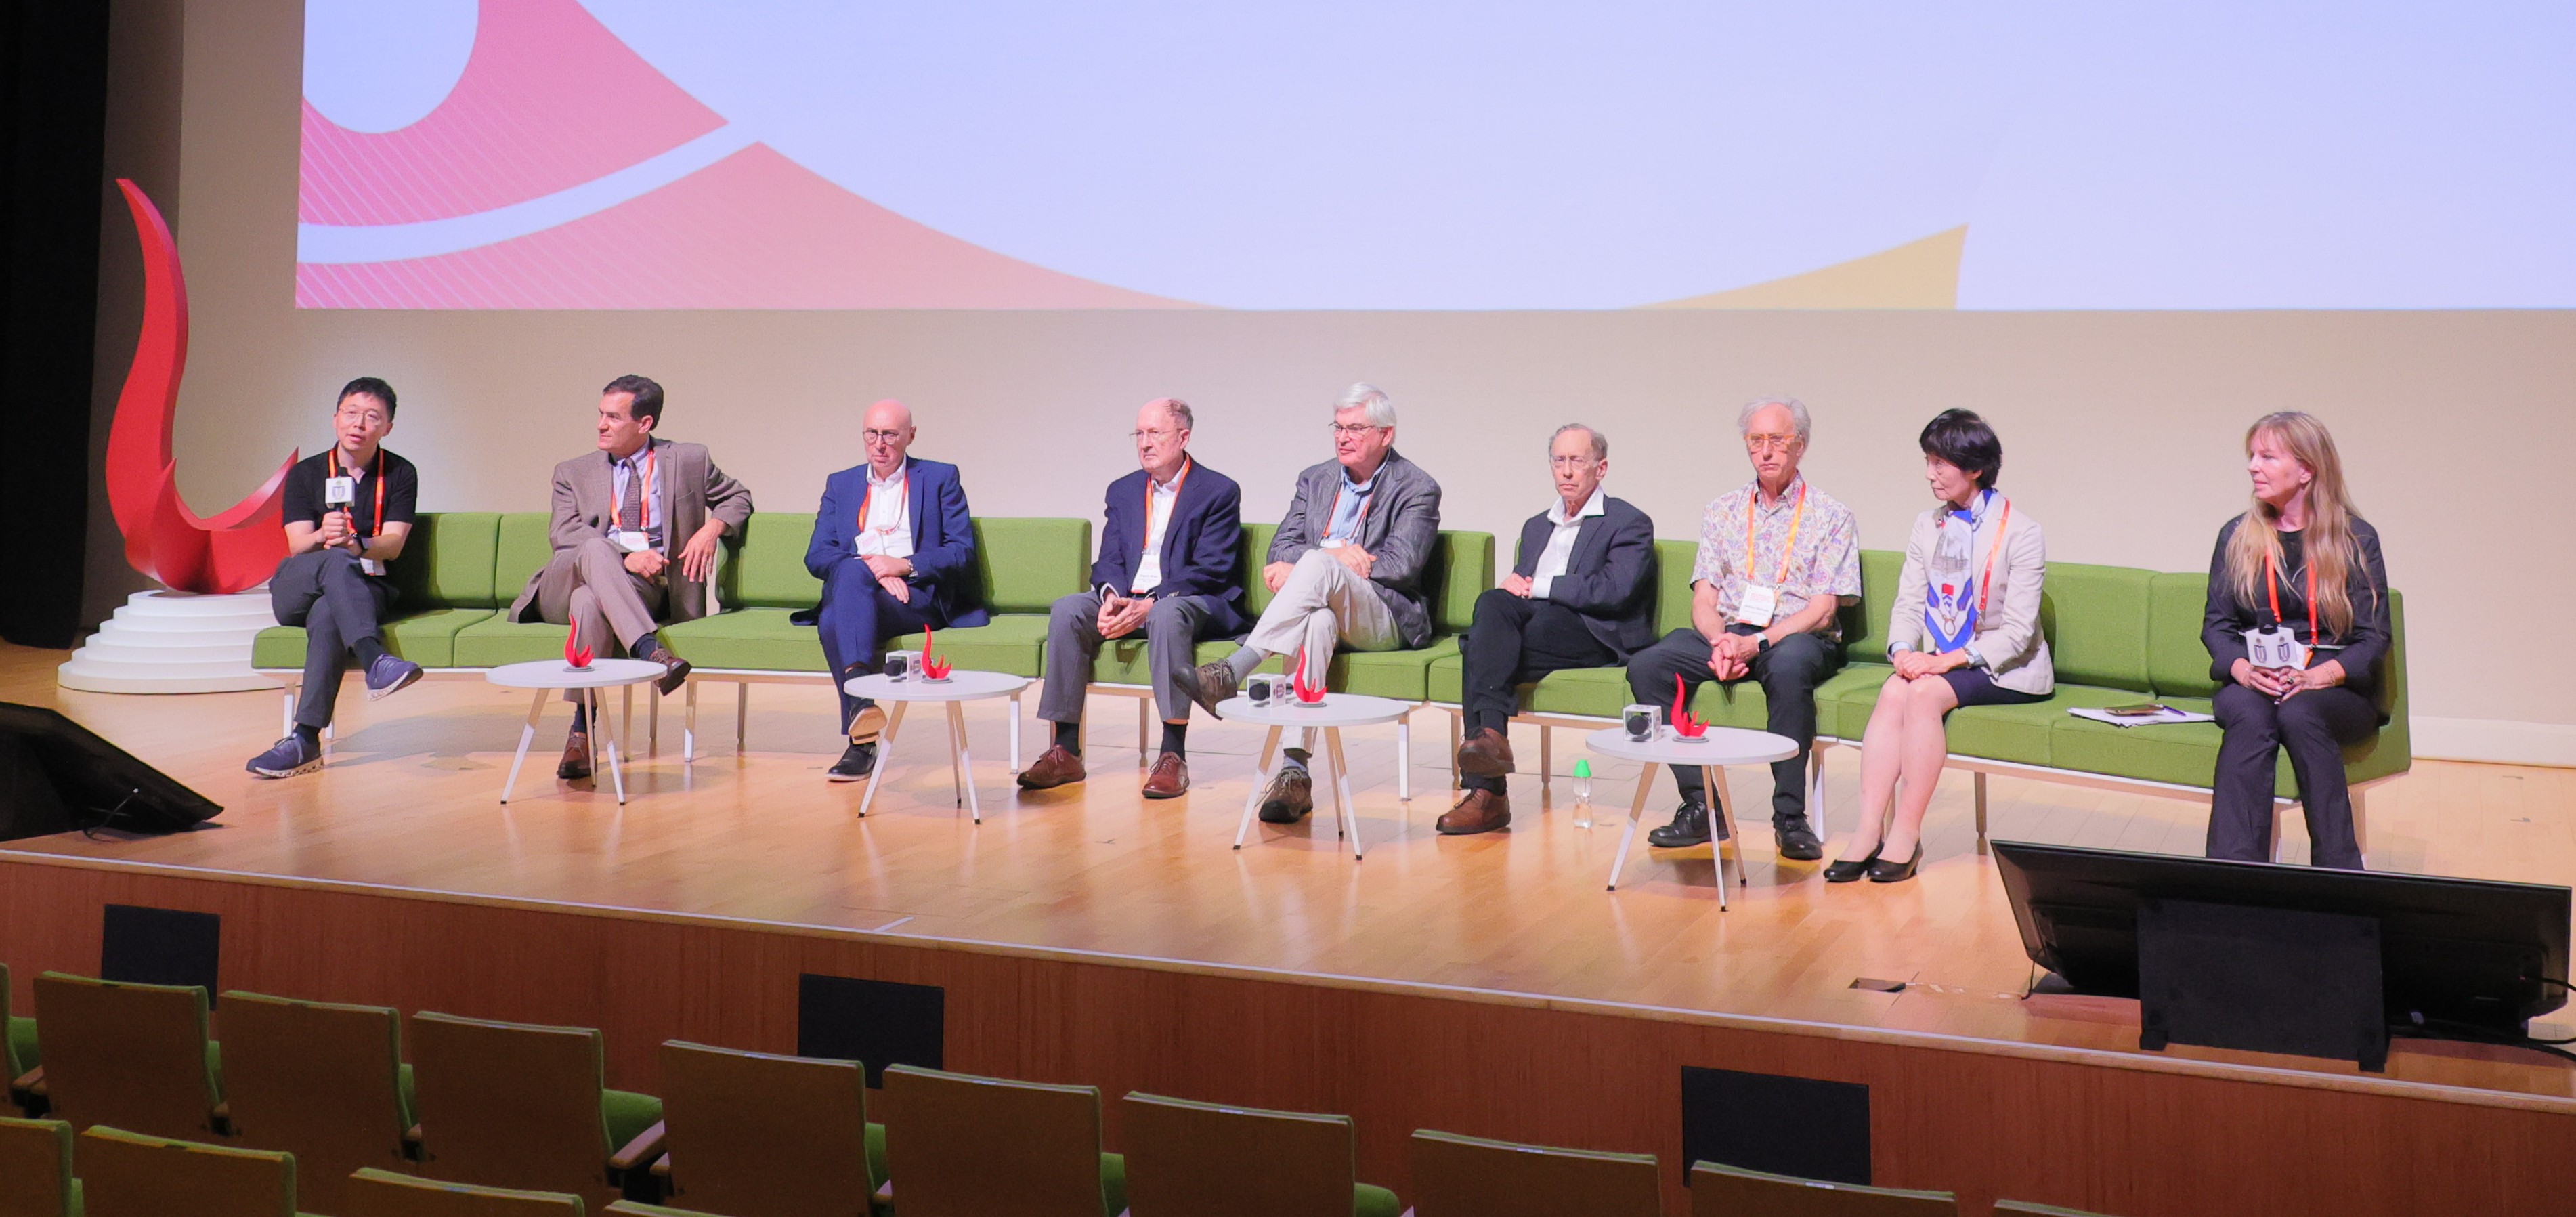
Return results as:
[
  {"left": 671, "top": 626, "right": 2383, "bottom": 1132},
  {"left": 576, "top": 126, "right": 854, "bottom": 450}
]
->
[{"left": 1625, "top": 397, "right": 1862, "bottom": 859}]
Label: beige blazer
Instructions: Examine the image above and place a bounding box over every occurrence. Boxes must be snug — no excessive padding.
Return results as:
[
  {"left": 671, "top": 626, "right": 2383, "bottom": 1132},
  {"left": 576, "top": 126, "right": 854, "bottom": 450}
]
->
[
  {"left": 1885, "top": 495, "right": 2053, "bottom": 696},
  {"left": 507, "top": 438, "right": 754, "bottom": 625}
]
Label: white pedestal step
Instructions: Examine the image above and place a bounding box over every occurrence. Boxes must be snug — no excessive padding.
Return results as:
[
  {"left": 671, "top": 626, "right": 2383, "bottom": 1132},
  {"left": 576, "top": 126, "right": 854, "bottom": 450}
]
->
[{"left": 58, "top": 590, "right": 282, "bottom": 694}]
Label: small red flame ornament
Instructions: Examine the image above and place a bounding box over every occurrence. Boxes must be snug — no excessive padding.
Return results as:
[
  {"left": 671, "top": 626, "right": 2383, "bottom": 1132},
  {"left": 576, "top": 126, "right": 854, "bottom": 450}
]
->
[
  {"left": 919, "top": 628, "right": 953, "bottom": 681},
  {"left": 563, "top": 621, "right": 593, "bottom": 670},
  {"left": 1290, "top": 645, "right": 1327, "bottom": 704},
  {"left": 1671, "top": 674, "right": 1709, "bottom": 739}
]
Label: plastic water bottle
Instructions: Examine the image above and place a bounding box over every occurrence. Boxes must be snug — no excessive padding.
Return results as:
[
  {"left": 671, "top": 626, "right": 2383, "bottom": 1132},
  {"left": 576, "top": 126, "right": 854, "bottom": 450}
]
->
[{"left": 1571, "top": 759, "right": 1595, "bottom": 828}]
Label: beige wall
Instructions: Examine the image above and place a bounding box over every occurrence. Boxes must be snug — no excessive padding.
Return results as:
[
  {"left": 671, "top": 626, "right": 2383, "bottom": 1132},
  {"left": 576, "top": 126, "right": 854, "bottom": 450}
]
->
[{"left": 97, "top": 0, "right": 2576, "bottom": 743}]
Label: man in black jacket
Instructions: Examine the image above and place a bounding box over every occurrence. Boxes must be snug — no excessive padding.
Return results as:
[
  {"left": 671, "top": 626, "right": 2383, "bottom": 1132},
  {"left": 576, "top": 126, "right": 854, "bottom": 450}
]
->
[{"left": 1442, "top": 424, "right": 1656, "bottom": 834}]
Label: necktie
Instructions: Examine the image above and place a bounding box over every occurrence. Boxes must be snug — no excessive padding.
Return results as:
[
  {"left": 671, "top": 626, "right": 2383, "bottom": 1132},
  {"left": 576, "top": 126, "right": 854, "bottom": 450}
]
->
[{"left": 619, "top": 458, "right": 647, "bottom": 547}]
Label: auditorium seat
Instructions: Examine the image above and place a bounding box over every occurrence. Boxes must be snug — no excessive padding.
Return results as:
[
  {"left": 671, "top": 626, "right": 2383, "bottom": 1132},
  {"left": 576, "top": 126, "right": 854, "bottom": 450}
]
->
[
  {"left": 343, "top": 1167, "right": 586, "bottom": 1216},
  {"left": 1119, "top": 1091, "right": 1400, "bottom": 1217},
  {"left": 1688, "top": 1161, "right": 1957, "bottom": 1215},
  {"left": 406, "top": 1012, "right": 662, "bottom": 1208},
  {"left": 1402, "top": 1128, "right": 1658, "bottom": 1216},
  {"left": 27, "top": 973, "right": 226, "bottom": 1142},
  {"left": 605, "top": 1203, "right": 723, "bottom": 1216},
  {"left": 881, "top": 1064, "right": 1125, "bottom": 1216},
  {"left": 0, "top": 1115, "right": 81, "bottom": 1216},
  {"left": 1992, "top": 1201, "right": 2120, "bottom": 1216},
  {"left": 77, "top": 1124, "right": 308, "bottom": 1217},
  {"left": 3, "top": 962, "right": 42, "bottom": 1108},
  {"left": 648, "top": 1040, "right": 886, "bottom": 1216},
  {"left": 219, "top": 991, "right": 418, "bottom": 1214}
]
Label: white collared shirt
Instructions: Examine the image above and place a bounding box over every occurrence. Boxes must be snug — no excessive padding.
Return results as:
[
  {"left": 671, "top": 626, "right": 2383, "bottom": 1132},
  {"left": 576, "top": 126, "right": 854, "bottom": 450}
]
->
[
  {"left": 853, "top": 465, "right": 915, "bottom": 559},
  {"left": 1530, "top": 487, "right": 1607, "bottom": 599},
  {"left": 1128, "top": 469, "right": 1185, "bottom": 594},
  {"left": 607, "top": 446, "right": 662, "bottom": 545}
]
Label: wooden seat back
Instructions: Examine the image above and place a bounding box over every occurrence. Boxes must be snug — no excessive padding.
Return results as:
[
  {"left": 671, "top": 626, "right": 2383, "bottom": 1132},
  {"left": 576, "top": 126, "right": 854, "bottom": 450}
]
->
[
  {"left": 1409, "top": 1128, "right": 1660, "bottom": 1217},
  {"left": 658, "top": 1040, "right": 873, "bottom": 1217},
  {"left": 1690, "top": 1161, "right": 1958, "bottom": 1216},
  {"left": 343, "top": 1166, "right": 589, "bottom": 1216},
  {"left": 410, "top": 1012, "right": 615, "bottom": 1205},
  {"left": 0, "top": 1116, "right": 77, "bottom": 1217},
  {"left": 29, "top": 973, "right": 220, "bottom": 1140},
  {"left": 884, "top": 1064, "right": 1109, "bottom": 1217},
  {"left": 78, "top": 1124, "right": 296, "bottom": 1217},
  {"left": 1121, "top": 1091, "right": 1356, "bottom": 1217},
  {"left": 221, "top": 990, "right": 414, "bottom": 1214}
]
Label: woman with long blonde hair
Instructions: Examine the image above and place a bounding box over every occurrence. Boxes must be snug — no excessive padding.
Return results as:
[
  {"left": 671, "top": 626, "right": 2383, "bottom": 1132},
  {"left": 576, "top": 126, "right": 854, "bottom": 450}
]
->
[{"left": 2200, "top": 411, "right": 2391, "bottom": 868}]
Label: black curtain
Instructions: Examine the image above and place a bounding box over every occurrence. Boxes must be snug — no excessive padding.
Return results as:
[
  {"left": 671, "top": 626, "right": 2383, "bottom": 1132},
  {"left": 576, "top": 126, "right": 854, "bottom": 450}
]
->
[{"left": 0, "top": 1, "right": 110, "bottom": 648}]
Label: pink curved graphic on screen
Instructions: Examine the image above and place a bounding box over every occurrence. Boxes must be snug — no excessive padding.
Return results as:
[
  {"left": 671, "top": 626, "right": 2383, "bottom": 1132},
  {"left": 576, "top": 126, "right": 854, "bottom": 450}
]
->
[{"left": 298, "top": 0, "right": 1187, "bottom": 308}]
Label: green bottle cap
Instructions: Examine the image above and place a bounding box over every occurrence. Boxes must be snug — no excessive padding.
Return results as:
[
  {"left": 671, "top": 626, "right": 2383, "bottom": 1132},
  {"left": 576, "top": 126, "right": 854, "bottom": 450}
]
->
[{"left": 1572, "top": 759, "right": 1593, "bottom": 778}]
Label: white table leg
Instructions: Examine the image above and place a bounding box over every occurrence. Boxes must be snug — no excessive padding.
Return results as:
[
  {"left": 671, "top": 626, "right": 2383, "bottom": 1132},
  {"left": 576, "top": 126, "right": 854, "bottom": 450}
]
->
[
  {"left": 1326, "top": 727, "right": 1362, "bottom": 859},
  {"left": 943, "top": 703, "right": 966, "bottom": 806},
  {"left": 599, "top": 687, "right": 629, "bottom": 805},
  {"left": 622, "top": 685, "right": 632, "bottom": 761},
  {"left": 1703, "top": 764, "right": 1734, "bottom": 910},
  {"left": 949, "top": 701, "right": 981, "bottom": 824},
  {"left": 683, "top": 679, "right": 698, "bottom": 765},
  {"left": 584, "top": 689, "right": 600, "bottom": 777},
  {"left": 1396, "top": 712, "right": 1411, "bottom": 803},
  {"left": 1607, "top": 761, "right": 1658, "bottom": 891},
  {"left": 857, "top": 701, "right": 907, "bottom": 817},
  {"left": 1232, "top": 725, "right": 1286, "bottom": 849},
  {"left": 500, "top": 690, "right": 546, "bottom": 805}
]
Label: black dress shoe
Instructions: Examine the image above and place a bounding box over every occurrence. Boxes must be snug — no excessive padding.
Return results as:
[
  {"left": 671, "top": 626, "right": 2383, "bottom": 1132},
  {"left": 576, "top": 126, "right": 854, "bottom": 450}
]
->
[
  {"left": 826, "top": 742, "right": 876, "bottom": 782},
  {"left": 1646, "top": 798, "right": 1711, "bottom": 848},
  {"left": 1774, "top": 817, "right": 1824, "bottom": 861},
  {"left": 1868, "top": 845, "right": 1925, "bottom": 883},
  {"left": 1822, "top": 847, "right": 1883, "bottom": 884}
]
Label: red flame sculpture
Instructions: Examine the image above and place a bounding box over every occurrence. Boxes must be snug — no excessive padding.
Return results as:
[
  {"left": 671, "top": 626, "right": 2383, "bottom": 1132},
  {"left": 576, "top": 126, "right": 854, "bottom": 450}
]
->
[
  {"left": 919, "top": 628, "right": 953, "bottom": 680},
  {"left": 563, "top": 620, "right": 593, "bottom": 670},
  {"left": 1290, "top": 645, "right": 1327, "bottom": 704},
  {"left": 106, "top": 179, "right": 295, "bottom": 593},
  {"left": 1671, "top": 674, "right": 1709, "bottom": 739}
]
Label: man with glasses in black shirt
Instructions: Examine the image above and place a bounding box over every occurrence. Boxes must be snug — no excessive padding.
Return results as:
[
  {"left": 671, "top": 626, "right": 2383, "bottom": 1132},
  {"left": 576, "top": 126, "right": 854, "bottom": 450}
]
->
[{"left": 246, "top": 377, "right": 424, "bottom": 777}]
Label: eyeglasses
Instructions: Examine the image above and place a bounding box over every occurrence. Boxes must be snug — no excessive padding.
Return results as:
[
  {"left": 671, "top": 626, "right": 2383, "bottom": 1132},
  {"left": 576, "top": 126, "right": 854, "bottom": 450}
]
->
[
  {"left": 334, "top": 406, "right": 387, "bottom": 427},
  {"left": 1131, "top": 428, "right": 1182, "bottom": 443},
  {"left": 1549, "top": 455, "right": 1597, "bottom": 470},
  {"left": 1744, "top": 433, "right": 1802, "bottom": 454},
  {"left": 1329, "top": 423, "right": 1386, "bottom": 437},
  {"left": 862, "top": 429, "right": 908, "bottom": 444}
]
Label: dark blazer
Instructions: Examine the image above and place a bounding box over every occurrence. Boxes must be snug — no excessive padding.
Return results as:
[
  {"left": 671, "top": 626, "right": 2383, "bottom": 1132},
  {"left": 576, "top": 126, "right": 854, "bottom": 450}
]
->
[
  {"left": 1092, "top": 457, "right": 1249, "bottom": 635},
  {"left": 1513, "top": 495, "right": 1658, "bottom": 658},
  {"left": 799, "top": 456, "right": 989, "bottom": 631},
  {"left": 2201, "top": 513, "right": 2390, "bottom": 710},
  {"left": 1267, "top": 450, "right": 1443, "bottom": 647}
]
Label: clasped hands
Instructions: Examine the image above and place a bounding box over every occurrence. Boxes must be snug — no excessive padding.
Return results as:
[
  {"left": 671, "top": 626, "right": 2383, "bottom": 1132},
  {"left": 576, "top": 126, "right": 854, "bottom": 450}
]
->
[
  {"left": 862, "top": 552, "right": 914, "bottom": 603},
  {"left": 1096, "top": 591, "right": 1154, "bottom": 639},
  {"left": 1891, "top": 649, "right": 1970, "bottom": 681},
  {"left": 2233, "top": 656, "right": 2344, "bottom": 701},
  {"left": 1703, "top": 631, "right": 1765, "bottom": 681}
]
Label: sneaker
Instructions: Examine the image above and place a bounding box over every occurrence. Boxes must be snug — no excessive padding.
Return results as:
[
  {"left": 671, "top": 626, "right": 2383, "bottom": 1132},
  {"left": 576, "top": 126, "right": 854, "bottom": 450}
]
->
[
  {"left": 827, "top": 742, "right": 877, "bottom": 782},
  {"left": 246, "top": 734, "right": 323, "bottom": 779},
  {"left": 364, "top": 652, "right": 424, "bottom": 701}
]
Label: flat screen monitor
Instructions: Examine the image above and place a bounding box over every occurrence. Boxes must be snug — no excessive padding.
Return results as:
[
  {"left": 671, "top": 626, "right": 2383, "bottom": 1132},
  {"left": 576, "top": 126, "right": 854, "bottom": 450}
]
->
[{"left": 1991, "top": 840, "right": 2569, "bottom": 1038}]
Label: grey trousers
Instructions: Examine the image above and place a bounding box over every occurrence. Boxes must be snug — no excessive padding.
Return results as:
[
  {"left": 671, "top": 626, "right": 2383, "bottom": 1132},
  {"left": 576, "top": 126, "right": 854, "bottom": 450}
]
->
[
  {"left": 529, "top": 537, "right": 667, "bottom": 702},
  {"left": 1040, "top": 591, "right": 1225, "bottom": 723},
  {"left": 271, "top": 549, "right": 396, "bottom": 731}
]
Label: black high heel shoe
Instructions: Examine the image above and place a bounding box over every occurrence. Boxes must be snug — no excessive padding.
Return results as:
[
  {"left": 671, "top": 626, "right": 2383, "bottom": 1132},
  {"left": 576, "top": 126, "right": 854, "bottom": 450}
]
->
[
  {"left": 1866, "top": 845, "right": 1925, "bottom": 884},
  {"left": 1822, "top": 845, "right": 1882, "bottom": 884}
]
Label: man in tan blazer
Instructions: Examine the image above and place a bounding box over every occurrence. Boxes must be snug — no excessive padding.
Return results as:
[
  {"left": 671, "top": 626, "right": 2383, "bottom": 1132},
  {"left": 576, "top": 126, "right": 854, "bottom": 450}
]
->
[{"left": 506, "top": 375, "right": 753, "bottom": 779}]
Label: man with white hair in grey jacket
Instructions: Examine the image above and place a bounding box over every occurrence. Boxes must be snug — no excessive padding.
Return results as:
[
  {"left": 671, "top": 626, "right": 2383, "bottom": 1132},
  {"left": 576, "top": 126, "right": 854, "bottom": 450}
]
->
[{"left": 1177, "top": 383, "right": 1443, "bottom": 824}]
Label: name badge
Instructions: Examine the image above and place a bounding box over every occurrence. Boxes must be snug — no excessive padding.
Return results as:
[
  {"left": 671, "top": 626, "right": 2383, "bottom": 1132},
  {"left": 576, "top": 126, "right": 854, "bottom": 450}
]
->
[
  {"left": 1319, "top": 537, "right": 1348, "bottom": 549},
  {"left": 2244, "top": 626, "right": 2311, "bottom": 671},
  {"left": 611, "top": 529, "right": 651, "bottom": 554},
  {"left": 324, "top": 476, "right": 356, "bottom": 507},
  {"left": 1737, "top": 584, "right": 1780, "bottom": 628},
  {"left": 359, "top": 558, "right": 385, "bottom": 576}
]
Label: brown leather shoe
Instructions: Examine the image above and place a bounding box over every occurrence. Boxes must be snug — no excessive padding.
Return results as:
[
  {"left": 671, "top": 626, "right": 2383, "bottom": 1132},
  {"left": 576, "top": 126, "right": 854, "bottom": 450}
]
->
[
  {"left": 635, "top": 641, "right": 691, "bottom": 696},
  {"left": 1455, "top": 727, "right": 1515, "bottom": 778},
  {"left": 847, "top": 703, "right": 889, "bottom": 746},
  {"left": 1257, "top": 765, "right": 1313, "bottom": 823},
  {"left": 1436, "top": 788, "right": 1512, "bottom": 835},
  {"left": 1017, "top": 744, "right": 1086, "bottom": 790},
  {"left": 1175, "top": 661, "right": 1239, "bottom": 719},
  {"left": 1142, "top": 752, "right": 1190, "bottom": 799},
  {"left": 556, "top": 730, "right": 592, "bottom": 781}
]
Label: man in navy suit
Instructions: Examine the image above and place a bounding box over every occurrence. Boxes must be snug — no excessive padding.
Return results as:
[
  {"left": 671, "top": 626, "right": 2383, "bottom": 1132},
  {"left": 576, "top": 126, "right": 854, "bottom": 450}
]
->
[
  {"left": 800, "top": 398, "right": 988, "bottom": 781},
  {"left": 1021, "top": 398, "right": 1247, "bottom": 798},
  {"left": 1442, "top": 424, "right": 1657, "bottom": 834}
]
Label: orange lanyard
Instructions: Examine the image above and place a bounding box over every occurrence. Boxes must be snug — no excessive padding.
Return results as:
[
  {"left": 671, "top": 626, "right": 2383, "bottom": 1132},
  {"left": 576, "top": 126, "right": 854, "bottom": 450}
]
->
[
  {"left": 857, "top": 468, "right": 909, "bottom": 543},
  {"left": 2264, "top": 545, "right": 2317, "bottom": 639},
  {"left": 610, "top": 445, "right": 656, "bottom": 535},
  {"left": 1144, "top": 458, "right": 1191, "bottom": 556},
  {"left": 1939, "top": 492, "right": 2013, "bottom": 619},
  {"left": 1743, "top": 481, "right": 1807, "bottom": 586},
  {"left": 329, "top": 447, "right": 385, "bottom": 538},
  {"left": 1325, "top": 479, "right": 1373, "bottom": 543}
]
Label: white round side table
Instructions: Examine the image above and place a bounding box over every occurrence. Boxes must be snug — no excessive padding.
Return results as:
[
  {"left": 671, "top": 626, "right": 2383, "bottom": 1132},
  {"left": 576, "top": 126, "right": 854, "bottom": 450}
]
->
[
  {"left": 1583, "top": 725, "right": 1797, "bottom": 906},
  {"left": 486, "top": 658, "right": 664, "bottom": 805},
  {"left": 1217, "top": 692, "right": 1415, "bottom": 861},
  {"left": 843, "top": 670, "right": 1032, "bottom": 821}
]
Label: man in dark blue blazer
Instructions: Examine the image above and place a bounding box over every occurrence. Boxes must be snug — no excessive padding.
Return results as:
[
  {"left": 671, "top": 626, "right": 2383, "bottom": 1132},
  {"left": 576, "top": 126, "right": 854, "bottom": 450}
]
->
[
  {"left": 1020, "top": 398, "right": 1247, "bottom": 798},
  {"left": 1442, "top": 423, "right": 1656, "bottom": 834},
  {"left": 798, "top": 398, "right": 988, "bottom": 781}
]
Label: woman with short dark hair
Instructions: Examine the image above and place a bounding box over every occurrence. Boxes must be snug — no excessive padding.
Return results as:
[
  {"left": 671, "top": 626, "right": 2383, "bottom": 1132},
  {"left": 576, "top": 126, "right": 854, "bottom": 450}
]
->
[{"left": 1826, "top": 410, "right": 2051, "bottom": 884}]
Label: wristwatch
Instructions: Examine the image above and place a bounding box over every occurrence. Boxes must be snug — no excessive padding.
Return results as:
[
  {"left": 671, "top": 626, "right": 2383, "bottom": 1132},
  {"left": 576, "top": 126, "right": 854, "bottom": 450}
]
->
[{"left": 1755, "top": 633, "right": 1772, "bottom": 654}]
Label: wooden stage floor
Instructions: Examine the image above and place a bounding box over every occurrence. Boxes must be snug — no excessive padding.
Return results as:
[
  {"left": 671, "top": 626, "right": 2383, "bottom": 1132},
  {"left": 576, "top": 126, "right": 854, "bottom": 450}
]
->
[{"left": 4, "top": 643, "right": 2571, "bottom": 1104}]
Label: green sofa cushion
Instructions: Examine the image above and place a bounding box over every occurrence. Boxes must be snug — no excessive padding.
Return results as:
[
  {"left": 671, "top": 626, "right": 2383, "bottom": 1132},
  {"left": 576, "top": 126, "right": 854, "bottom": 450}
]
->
[
  {"left": 1243, "top": 637, "right": 1458, "bottom": 701},
  {"left": 388, "top": 512, "right": 502, "bottom": 608},
  {"left": 660, "top": 607, "right": 823, "bottom": 672},
  {"left": 2145, "top": 571, "right": 2220, "bottom": 698},
  {"left": 494, "top": 512, "right": 555, "bottom": 608},
  {"left": 1840, "top": 548, "right": 1904, "bottom": 665},
  {"left": 1652, "top": 539, "right": 1698, "bottom": 637},
  {"left": 450, "top": 616, "right": 571, "bottom": 668},
  {"left": 978, "top": 517, "right": 1092, "bottom": 614},
  {"left": 1827, "top": 668, "right": 2139, "bottom": 767},
  {"left": 253, "top": 609, "right": 495, "bottom": 670},
  {"left": 890, "top": 616, "right": 1050, "bottom": 679},
  {"left": 2045, "top": 563, "right": 2155, "bottom": 693},
  {"left": 717, "top": 512, "right": 826, "bottom": 609}
]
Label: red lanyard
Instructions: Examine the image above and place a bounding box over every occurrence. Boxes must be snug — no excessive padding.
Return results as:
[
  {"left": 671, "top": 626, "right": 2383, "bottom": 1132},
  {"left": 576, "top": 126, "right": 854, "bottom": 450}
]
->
[
  {"left": 1744, "top": 480, "right": 1808, "bottom": 585},
  {"left": 1325, "top": 479, "right": 1372, "bottom": 542},
  {"left": 857, "top": 468, "right": 909, "bottom": 545},
  {"left": 2264, "top": 545, "right": 2317, "bottom": 639},
  {"left": 1939, "top": 493, "right": 2012, "bottom": 619},
  {"left": 1144, "top": 458, "right": 1192, "bottom": 555},
  {"left": 610, "top": 445, "right": 656, "bottom": 535},
  {"left": 330, "top": 447, "right": 385, "bottom": 538}
]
